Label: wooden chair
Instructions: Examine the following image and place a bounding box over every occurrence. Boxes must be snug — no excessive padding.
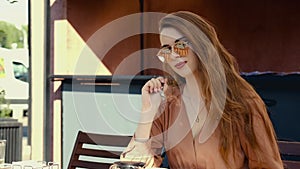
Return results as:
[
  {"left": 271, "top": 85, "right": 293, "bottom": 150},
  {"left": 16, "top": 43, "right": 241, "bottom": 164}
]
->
[
  {"left": 68, "top": 130, "right": 132, "bottom": 169},
  {"left": 278, "top": 140, "right": 300, "bottom": 169}
]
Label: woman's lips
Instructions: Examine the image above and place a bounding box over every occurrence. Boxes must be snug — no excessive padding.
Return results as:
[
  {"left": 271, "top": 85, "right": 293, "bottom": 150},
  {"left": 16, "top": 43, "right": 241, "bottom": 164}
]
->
[{"left": 175, "top": 61, "right": 187, "bottom": 69}]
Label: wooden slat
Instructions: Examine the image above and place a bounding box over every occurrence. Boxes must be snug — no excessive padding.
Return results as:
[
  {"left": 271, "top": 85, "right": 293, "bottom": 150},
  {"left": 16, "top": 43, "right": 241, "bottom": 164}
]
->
[
  {"left": 75, "top": 147, "right": 122, "bottom": 158},
  {"left": 68, "top": 131, "right": 132, "bottom": 169},
  {"left": 78, "top": 131, "right": 132, "bottom": 147},
  {"left": 282, "top": 160, "right": 300, "bottom": 169},
  {"left": 278, "top": 140, "right": 300, "bottom": 169},
  {"left": 278, "top": 141, "right": 300, "bottom": 156}
]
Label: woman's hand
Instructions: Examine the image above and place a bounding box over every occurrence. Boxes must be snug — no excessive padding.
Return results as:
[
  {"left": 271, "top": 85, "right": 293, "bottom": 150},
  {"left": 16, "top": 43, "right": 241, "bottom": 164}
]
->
[
  {"left": 134, "top": 77, "right": 168, "bottom": 148},
  {"left": 141, "top": 77, "right": 168, "bottom": 120},
  {"left": 120, "top": 139, "right": 155, "bottom": 168}
]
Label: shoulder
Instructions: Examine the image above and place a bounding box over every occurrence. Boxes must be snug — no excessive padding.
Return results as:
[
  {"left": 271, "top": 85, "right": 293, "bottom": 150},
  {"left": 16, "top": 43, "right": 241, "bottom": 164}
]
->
[
  {"left": 246, "top": 92, "right": 269, "bottom": 119},
  {"left": 243, "top": 89, "right": 268, "bottom": 116},
  {"left": 240, "top": 90, "right": 276, "bottom": 140}
]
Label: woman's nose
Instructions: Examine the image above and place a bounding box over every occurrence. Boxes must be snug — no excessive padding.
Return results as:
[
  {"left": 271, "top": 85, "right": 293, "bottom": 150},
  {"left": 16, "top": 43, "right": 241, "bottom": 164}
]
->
[{"left": 169, "top": 51, "right": 180, "bottom": 60}]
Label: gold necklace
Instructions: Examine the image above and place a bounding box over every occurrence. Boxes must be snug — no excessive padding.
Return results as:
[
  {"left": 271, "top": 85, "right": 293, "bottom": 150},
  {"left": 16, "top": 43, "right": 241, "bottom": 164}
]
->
[{"left": 182, "top": 95, "right": 206, "bottom": 124}]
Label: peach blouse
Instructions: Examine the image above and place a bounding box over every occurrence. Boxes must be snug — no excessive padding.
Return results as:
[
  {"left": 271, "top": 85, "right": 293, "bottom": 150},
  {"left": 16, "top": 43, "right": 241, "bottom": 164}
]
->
[{"left": 147, "top": 87, "right": 284, "bottom": 169}]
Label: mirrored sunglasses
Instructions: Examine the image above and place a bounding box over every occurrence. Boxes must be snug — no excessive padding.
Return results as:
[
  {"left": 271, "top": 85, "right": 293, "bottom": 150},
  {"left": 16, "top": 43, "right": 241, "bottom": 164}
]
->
[{"left": 157, "top": 40, "right": 190, "bottom": 62}]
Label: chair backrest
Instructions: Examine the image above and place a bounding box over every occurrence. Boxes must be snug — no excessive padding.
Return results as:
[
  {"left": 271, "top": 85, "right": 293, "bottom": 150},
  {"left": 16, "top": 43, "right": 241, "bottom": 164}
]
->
[
  {"left": 278, "top": 140, "right": 300, "bottom": 169},
  {"left": 68, "top": 131, "right": 132, "bottom": 169}
]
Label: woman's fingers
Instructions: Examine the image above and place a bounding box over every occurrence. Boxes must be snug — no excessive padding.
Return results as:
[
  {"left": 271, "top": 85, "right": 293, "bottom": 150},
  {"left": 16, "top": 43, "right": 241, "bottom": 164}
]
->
[
  {"left": 152, "top": 78, "right": 162, "bottom": 93},
  {"left": 150, "top": 78, "right": 158, "bottom": 93},
  {"left": 132, "top": 154, "right": 153, "bottom": 168},
  {"left": 120, "top": 139, "right": 155, "bottom": 168},
  {"left": 146, "top": 79, "right": 155, "bottom": 93},
  {"left": 144, "top": 77, "right": 164, "bottom": 94},
  {"left": 143, "top": 156, "right": 154, "bottom": 168}
]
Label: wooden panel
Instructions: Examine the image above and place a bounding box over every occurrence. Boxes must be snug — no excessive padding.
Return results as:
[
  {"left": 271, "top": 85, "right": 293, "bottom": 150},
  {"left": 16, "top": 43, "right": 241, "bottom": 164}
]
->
[
  {"left": 65, "top": 0, "right": 300, "bottom": 73},
  {"left": 143, "top": 0, "right": 300, "bottom": 72},
  {"left": 66, "top": 0, "right": 141, "bottom": 75}
]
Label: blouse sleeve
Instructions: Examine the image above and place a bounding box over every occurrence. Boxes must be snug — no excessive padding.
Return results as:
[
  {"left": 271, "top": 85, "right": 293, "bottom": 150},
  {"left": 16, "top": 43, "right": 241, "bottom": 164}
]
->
[
  {"left": 120, "top": 101, "right": 168, "bottom": 168},
  {"left": 149, "top": 89, "right": 181, "bottom": 167},
  {"left": 148, "top": 100, "right": 169, "bottom": 167},
  {"left": 239, "top": 97, "right": 284, "bottom": 169}
]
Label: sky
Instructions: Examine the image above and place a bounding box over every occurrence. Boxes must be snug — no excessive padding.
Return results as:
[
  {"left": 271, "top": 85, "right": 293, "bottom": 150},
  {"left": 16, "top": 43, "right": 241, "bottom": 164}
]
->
[{"left": 0, "top": 0, "right": 28, "bottom": 27}]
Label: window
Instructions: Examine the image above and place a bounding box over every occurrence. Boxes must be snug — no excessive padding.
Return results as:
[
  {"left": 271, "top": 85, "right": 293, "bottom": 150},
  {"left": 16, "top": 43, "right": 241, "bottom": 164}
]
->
[{"left": 13, "top": 61, "right": 28, "bottom": 82}]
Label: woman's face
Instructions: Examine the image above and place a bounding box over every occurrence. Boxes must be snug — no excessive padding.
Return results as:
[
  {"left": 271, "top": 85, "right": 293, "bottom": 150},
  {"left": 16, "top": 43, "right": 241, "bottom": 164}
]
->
[{"left": 159, "top": 27, "right": 199, "bottom": 78}]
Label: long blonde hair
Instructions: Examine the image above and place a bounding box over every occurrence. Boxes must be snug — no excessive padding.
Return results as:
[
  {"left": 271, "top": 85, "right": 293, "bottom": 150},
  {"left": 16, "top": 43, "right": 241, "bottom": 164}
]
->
[{"left": 159, "top": 11, "right": 278, "bottom": 167}]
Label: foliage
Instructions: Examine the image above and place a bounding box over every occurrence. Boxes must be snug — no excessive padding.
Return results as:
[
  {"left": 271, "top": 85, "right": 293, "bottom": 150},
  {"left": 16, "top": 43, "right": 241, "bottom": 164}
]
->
[
  {"left": 0, "top": 21, "right": 27, "bottom": 49},
  {"left": 6, "top": 0, "right": 18, "bottom": 4},
  {"left": 0, "top": 89, "right": 11, "bottom": 118}
]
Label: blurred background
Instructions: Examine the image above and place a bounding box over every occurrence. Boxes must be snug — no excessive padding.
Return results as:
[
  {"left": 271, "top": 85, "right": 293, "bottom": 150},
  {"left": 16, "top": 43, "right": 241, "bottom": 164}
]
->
[{"left": 0, "top": 0, "right": 299, "bottom": 168}]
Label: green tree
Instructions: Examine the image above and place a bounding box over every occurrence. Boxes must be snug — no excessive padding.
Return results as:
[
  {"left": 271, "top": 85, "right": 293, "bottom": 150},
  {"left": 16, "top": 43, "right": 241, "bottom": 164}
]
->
[
  {"left": 6, "top": 0, "right": 18, "bottom": 4},
  {"left": 0, "top": 21, "right": 24, "bottom": 49},
  {"left": 0, "top": 89, "right": 11, "bottom": 118},
  {"left": 0, "top": 30, "right": 7, "bottom": 47}
]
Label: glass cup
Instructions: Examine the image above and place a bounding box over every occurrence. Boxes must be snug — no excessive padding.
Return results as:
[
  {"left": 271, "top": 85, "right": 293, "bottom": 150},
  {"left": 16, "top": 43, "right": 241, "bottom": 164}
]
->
[
  {"left": 109, "top": 161, "right": 145, "bottom": 169},
  {"left": 0, "top": 140, "right": 6, "bottom": 165},
  {"left": 0, "top": 164, "right": 10, "bottom": 169}
]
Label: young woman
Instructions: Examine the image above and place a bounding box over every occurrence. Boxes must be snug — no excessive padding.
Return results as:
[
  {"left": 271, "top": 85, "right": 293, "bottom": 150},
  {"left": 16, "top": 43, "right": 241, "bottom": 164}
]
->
[{"left": 120, "top": 11, "right": 283, "bottom": 169}]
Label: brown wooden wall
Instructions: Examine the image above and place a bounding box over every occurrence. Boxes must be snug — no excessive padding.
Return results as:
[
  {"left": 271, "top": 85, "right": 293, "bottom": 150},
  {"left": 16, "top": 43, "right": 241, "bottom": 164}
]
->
[{"left": 66, "top": 0, "right": 300, "bottom": 74}]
